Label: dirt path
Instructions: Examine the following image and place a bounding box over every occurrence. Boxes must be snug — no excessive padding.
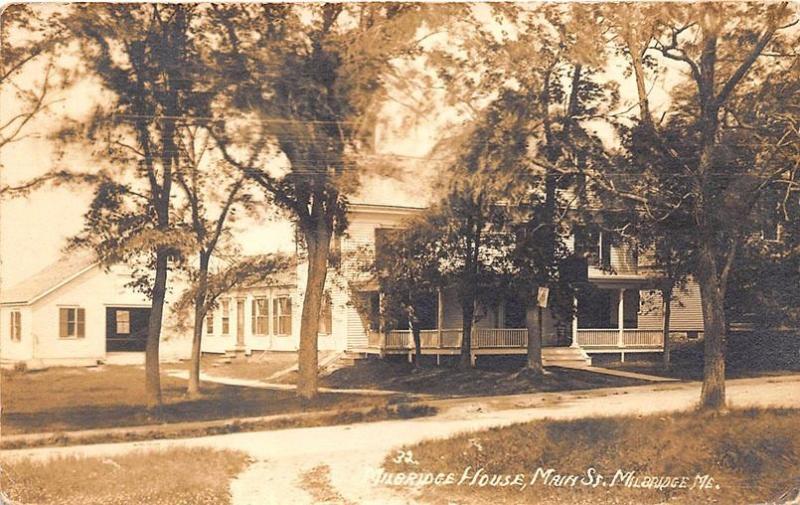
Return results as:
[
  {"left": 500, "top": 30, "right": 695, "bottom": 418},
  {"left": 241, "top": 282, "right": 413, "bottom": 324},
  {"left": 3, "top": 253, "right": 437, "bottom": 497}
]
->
[{"left": 3, "top": 375, "right": 799, "bottom": 505}]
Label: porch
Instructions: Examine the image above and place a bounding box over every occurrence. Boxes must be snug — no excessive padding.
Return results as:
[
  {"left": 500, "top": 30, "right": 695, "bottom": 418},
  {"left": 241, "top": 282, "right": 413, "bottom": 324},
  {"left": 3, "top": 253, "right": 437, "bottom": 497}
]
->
[
  {"left": 366, "top": 327, "right": 664, "bottom": 355},
  {"left": 356, "top": 283, "right": 667, "bottom": 361}
]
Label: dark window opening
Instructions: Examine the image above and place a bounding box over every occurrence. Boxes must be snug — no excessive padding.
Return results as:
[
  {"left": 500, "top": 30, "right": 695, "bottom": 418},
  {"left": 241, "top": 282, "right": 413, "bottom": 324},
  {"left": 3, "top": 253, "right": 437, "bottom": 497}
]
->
[{"left": 504, "top": 297, "right": 527, "bottom": 328}]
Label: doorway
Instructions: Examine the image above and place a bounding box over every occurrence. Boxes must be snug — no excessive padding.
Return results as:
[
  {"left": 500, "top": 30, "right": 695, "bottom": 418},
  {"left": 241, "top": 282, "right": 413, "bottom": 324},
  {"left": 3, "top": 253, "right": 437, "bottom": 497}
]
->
[{"left": 106, "top": 307, "right": 150, "bottom": 352}]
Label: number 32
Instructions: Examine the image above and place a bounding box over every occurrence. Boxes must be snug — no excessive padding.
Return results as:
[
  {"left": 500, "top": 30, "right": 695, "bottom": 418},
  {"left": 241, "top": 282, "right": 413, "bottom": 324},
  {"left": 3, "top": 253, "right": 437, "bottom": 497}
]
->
[{"left": 392, "top": 450, "right": 418, "bottom": 465}]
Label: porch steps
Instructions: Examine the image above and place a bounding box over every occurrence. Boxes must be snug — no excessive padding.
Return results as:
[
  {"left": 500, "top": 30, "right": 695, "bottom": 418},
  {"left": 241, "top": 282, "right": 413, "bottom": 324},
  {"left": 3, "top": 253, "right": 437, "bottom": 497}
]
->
[
  {"left": 542, "top": 347, "right": 592, "bottom": 367},
  {"left": 335, "top": 351, "right": 369, "bottom": 367}
]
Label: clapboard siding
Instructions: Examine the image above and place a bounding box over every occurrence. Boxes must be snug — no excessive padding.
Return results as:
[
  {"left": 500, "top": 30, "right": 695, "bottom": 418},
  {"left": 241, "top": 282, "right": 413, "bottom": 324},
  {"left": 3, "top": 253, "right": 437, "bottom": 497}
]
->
[
  {"left": 340, "top": 206, "right": 422, "bottom": 349},
  {"left": 638, "top": 280, "right": 704, "bottom": 331},
  {"left": 345, "top": 292, "right": 369, "bottom": 349}
]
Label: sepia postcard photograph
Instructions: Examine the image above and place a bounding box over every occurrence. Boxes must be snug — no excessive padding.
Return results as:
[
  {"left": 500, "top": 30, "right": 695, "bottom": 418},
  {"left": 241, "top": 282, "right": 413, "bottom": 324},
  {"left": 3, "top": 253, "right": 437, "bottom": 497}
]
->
[{"left": 0, "top": 1, "right": 799, "bottom": 504}]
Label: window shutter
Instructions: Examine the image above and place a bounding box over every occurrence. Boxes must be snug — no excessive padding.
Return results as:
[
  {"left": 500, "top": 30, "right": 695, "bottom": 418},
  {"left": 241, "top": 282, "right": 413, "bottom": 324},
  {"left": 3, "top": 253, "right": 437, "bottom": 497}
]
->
[
  {"left": 273, "top": 298, "right": 279, "bottom": 335},
  {"left": 59, "top": 308, "right": 68, "bottom": 338},
  {"left": 283, "top": 297, "right": 292, "bottom": 335},
  {"left": 77, "top": 308, "right": 86, "bottom": 338},
  {"left": 251, "top": 299, "right": 257, "bottom": 334}
]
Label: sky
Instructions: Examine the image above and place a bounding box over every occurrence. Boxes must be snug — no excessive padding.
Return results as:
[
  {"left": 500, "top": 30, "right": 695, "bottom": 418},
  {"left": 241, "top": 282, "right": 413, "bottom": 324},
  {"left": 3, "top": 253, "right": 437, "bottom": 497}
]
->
[
  {"left": 0, "top": 34, "right": 445, "bottom": 288},
  {"left": 0, "top": 3, "right": 682, "bottom": 289}
]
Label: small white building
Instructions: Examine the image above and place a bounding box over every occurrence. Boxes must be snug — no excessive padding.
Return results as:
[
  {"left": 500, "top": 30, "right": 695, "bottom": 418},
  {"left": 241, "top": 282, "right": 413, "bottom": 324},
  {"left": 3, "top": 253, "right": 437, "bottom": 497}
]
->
[{"left": 0, "top": 251, "right": 190, "bottom": 368}]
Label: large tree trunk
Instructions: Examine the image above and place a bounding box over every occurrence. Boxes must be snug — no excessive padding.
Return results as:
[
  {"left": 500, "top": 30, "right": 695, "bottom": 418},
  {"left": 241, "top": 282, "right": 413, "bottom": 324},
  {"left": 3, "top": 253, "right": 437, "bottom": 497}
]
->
[
  {"left": 297, "top": 224, "right": 331, "bottom": 400},
  {"left": 145, "top": 248, "right": 169, "bottom": 409},
  {"left": 459, "top": 298, "right": 474, "bottom": 369},
  {"left": 459, "top": 219, "right": 481, "bottom": 369},
  {"left": 187, "top": 253, "right": 210, "bottom": 397},
  {"left": 525, "top": 305, "right": 544, "bottom": 374},
  {"left": 411, "top": 321, "right": 422, "bottom": 367},
  {"left": 662, "top": 286, "right": 673, "bottom": 369},
  {"left": 696, "top": 245, "right": 727, "bottom": 410}
]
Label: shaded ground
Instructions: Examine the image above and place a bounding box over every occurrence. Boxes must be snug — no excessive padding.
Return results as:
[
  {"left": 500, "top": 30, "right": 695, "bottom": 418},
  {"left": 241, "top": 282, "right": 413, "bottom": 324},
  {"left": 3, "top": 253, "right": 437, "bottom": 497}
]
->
[
  {"left": 386, "top": 408, "right": 800, "bottom": 505},
  {"left": 610, "top": 332, "right": 800, "bottom": 381},
  {"left": 315, "top": 356, "right": 648, "bottom": 396},
  {"left": 1, "top": 365, "right": 393, "bottom": 435},
  {"left": 0, "top": 447, "right": 249, "bottom": 505}
]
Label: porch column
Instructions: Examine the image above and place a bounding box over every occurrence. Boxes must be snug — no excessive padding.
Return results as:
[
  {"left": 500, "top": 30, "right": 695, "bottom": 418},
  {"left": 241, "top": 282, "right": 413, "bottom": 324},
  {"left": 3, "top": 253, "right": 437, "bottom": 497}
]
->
[
  {"left": 437, "top": 287, "right": 444, "bottom": 347},
  {"left": 617, "top": 289, "right": 625, "bottom": 348},
  {"left": 378, "top": 291, "right": 385, "bottom": 333},
  {"left": 571, "top": 295, "right": 579, "bottom": 348},
  {"left": 497, "top": 301, "right": 506, "bottom": 328}
]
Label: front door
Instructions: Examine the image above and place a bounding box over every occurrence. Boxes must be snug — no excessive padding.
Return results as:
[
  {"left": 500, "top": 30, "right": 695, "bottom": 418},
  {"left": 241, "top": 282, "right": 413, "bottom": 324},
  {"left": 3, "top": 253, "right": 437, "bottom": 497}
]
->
[
  {"left": 540, "top": 309, "right": 571, "bottom": 347},
  {"left": 236, "top": 298, "right": 245, "bottom": 347},
  {"left": 106, "top": 307, "right": 150, "bottom": 352}
]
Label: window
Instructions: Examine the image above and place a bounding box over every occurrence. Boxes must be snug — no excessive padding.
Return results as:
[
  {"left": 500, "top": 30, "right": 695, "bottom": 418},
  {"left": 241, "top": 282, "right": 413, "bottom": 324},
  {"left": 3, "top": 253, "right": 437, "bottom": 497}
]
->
[
  {"left": 503, "top": 298, "right": 526, "bottom": 328},
  {"left": 205, "top": 311, "right": 214, "bottom": 334},
  {"left": 623, "top": 290, "right": 640, "bottom": 328},
  {"left": 273, "top": 296, "right": 292, "bottom": 335},
  {"left": 575, "top": 227, "right": 612, "bottom": 268},
  {"left": 221, "top": 299, "right": 231, "bottom": 335},
  {"left": 59, "top": 308, "right": 85, "bottom": 338},
  {"left": 115, "top": 310, "right": 130, "bottom": 334},
  {"left": 599, "top": 231, "right": 612, "bottom": 268},
  {"left": 318, "top": 293, "right": 333, "bottom": 335},
  {"left": 368, "top": 292, "right": 381, "bottom": 331},
  {"left": 10, "top": 310, "right": 21, "bottom": 341},
  {"left": 251, "top": 297, "right": 269, "bottom": 335},
  {"left": 374, "top": 228, "right": 402, "bottom": 272}
]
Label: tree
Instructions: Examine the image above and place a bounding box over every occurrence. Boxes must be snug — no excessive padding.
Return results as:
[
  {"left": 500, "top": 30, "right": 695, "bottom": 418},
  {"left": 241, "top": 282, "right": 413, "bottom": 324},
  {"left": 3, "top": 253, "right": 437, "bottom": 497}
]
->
[
  {"left": 67, "top": 4, "right": 210, "bottom": 408},
  {"left": 374, "top": 221, "right": 442, "bottom": 365},
  {"left": 726, "top": 183, "right": 800, "bottom": 329},
  {"left": 426, "top": 4, "right": 617, "bottom": 373},
  {"left": 629, "top": 214, "right": 694, "bottom": 369},
  {"left": 172, "top": 127, "right": 257, "bottom": 396},
  {"left": 425, "top": 188, "right": 511, "bottom": 369},
  {"left": 601, "top": 2, "right": 800, "bottom": 408},
  {"left": 0, "top": 5, "right": 68, "bottom": 155},
  {"left": 204, "top": 4, "right": 446, "bottom": 398},
  {"left": 173, "top": 253, "right": 292, "bottom": 389}
]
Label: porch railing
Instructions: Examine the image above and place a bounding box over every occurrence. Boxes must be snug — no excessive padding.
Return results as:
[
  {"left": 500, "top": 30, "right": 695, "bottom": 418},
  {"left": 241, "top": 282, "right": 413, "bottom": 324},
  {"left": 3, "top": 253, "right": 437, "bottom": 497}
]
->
[
  {"left": 574, "top": 329, "right": 620, "bottom": 347},
  {"left": 575, "top": 328, "right": 664, "bottom": 348},
  {"left": 622, "top": 329, "right": 664, "bottom": 347},
  {"left": 379, "top": 328, "right": 527, "bottom": 350},
  {"left": 473, "top": 328, "right": 528, "bottom": 348},
  {"left": 371, "top": 327, "right": 664, "bottom": 351}
]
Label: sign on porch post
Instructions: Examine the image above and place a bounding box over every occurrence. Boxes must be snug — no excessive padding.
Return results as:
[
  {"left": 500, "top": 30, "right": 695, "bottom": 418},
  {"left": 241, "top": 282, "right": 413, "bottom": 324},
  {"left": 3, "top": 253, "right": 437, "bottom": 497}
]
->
[
  {"left": 537, "top": 286, "right": 549, "bottom": 308},
  {"left": 537, "top": 286, "right": 549, "bottom": 345}
]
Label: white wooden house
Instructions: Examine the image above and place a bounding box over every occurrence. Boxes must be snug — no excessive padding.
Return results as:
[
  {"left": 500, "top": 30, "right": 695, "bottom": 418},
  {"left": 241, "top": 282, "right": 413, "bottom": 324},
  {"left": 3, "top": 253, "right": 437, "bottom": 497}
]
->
[
  {"left": 0, "top": 251, "right": 190, "bottom": 368},
  {"left": 1, "top": 203, "right": 704, "bottom": 368},
  {"left": 331, "top": 204, "right": 704, "bottom": 364}
]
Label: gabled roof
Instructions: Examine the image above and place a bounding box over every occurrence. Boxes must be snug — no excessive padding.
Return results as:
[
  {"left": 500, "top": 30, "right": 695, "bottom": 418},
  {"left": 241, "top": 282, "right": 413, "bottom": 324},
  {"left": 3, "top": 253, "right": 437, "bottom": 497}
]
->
[{"left": 1, "top": 250, "right": 98, "bottom": 305}]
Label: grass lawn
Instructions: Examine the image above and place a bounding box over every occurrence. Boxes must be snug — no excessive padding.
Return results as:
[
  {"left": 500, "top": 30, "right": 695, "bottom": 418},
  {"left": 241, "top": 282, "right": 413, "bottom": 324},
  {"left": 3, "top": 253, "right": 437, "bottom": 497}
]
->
[
  {"left": 1, "top": 365, "right": 396, "bottom": 435},
  {"left": 312, "top": 356, "right": 648, "bottom": 396},
  {"left": 382, "top": 408, "right": 800, "bottom": 505},
  {"left": 0, "top": 447, "right": 249, "bottom": 505}
]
